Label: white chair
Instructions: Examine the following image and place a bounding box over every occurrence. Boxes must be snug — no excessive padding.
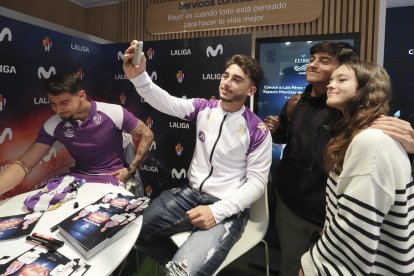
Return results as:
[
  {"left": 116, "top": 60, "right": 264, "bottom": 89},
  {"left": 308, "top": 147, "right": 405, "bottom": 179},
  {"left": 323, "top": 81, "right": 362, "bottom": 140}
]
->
[{"left": 171, "top": 188, "right": 270, "bottom": 276}]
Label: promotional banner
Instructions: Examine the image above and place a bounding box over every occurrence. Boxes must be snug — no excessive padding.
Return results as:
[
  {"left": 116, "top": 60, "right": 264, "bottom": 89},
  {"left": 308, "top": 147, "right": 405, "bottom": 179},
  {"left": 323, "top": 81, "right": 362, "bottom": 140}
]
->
[
  {"left": 0, "top": 15, "right": 102, "bottom": 197},
  {"left": 0, "top": 13, "right": 251, "bottom": 199},
  {"left": 383, "top": 6, "right": 414, "bottom": 124},
  {"left": 100, "top": 36, "right": 252, "bottom": 197}
]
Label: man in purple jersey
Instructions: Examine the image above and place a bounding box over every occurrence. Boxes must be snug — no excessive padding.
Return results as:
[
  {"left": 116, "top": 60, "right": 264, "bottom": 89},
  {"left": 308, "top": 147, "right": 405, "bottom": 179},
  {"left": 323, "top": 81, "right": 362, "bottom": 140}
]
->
[{"left": 0, "top": 73, "right": 154, "bottom": 195}]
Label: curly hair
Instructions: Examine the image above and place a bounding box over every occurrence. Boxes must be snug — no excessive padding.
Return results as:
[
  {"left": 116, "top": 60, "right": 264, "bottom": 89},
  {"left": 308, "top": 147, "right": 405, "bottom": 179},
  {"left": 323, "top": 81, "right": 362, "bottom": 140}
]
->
[
  {"left": 324, "top": 60, "right": 392, "bottom": 174},
  {"left": 225, "top": 54, "right": 263, "bottom": 88}
]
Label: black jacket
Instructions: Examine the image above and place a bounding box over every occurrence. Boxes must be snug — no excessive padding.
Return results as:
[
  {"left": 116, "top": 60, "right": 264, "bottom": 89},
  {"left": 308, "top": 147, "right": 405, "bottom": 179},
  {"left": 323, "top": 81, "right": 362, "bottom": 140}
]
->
[{"left": 272, "top": 84, "right": 338, "bottom": 226}]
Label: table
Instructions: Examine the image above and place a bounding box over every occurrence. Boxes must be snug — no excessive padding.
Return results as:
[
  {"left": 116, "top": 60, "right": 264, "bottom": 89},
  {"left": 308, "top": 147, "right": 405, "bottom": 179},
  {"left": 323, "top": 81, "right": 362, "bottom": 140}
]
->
[{"left": 0, "top": 183, "right": 142, "bottom": 276}]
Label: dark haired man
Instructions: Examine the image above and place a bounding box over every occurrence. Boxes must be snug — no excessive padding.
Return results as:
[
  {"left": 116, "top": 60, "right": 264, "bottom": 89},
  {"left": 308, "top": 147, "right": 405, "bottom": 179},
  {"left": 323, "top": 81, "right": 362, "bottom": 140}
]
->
[
  {"left": 0, "top": 73, "right": 154, "bottom": 195},
  {"left": 264, "top": 41, "right": 357, "bottom": 276},
  {"left": 123, "top": 40, "right": 272, "bottom": 275}
]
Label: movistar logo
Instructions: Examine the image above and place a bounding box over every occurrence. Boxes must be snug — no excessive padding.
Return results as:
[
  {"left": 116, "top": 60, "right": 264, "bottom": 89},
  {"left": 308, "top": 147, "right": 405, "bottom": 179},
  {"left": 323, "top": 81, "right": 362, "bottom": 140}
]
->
[
  {"left": 171, "top": 168, "right": 187, "bottom": 179},
  {"left": 0, "top": 28, "right": 12, "bottom": 42},
  {"left": 0, "top": 127, "right": 12, "bottom": 144},
  {"left": 206, "top": 44, "right": 223, "bottom": 57},
  {"left": 38, "top": 67, "right": 56, "bottom": 79},
  {"left": 40, "top": 147, "right": 57, "bottom": 164},
  {"left": 150, "top": 71, "right": 158, "bottom": 81}
]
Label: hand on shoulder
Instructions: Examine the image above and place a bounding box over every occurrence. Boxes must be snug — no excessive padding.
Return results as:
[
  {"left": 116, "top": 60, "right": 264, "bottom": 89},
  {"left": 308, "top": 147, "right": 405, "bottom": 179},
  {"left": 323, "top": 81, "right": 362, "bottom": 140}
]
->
[{"left": 371, "top": 116, "right": 414, "bottom": 154}]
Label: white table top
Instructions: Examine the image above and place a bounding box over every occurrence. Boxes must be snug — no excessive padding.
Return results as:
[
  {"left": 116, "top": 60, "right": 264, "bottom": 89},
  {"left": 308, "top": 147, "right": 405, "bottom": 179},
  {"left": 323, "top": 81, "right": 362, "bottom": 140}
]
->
[{"left": 0, "top": 183, "right": 142, "bottom": 276}]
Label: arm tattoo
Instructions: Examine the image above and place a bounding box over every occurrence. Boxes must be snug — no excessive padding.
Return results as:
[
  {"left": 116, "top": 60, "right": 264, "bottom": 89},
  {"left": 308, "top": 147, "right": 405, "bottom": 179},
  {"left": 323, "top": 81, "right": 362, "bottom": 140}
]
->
[{"left": 129, "top": 120, "right": 154, "bottom": 171}]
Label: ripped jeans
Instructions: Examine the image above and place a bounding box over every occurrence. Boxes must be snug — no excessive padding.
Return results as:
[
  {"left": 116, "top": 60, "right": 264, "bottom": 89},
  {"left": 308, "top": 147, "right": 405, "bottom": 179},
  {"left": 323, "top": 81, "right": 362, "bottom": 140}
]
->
[{"left": 136, "top": 185, "right": 249, "bottom": 276}]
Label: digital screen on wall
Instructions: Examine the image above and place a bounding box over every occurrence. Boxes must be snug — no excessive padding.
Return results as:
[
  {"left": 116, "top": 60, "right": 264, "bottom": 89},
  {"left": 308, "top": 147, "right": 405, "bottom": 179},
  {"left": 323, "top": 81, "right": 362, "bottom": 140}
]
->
[
  {"left": 254, "top": 33, "right": 359, "bottom": 120},
  {"left": 254, "top": 34, "right": 359, "bottom": 171},
  {"left": 383, "top": 6, "right": 414, "bottom": 124}
]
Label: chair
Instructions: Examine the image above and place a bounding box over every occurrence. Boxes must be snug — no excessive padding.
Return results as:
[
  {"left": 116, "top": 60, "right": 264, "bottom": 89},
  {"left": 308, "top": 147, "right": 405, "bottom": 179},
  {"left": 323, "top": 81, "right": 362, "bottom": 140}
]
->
[{"left": 171, "top": 188, "right": 270, "bottom": 276}]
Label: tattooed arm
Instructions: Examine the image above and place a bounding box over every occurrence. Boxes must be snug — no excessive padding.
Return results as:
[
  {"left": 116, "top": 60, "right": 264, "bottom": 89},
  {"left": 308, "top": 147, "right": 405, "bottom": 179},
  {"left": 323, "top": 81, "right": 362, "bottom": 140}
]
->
[{"left": 128, "top": 120, "right": 154, "bottom": 174}]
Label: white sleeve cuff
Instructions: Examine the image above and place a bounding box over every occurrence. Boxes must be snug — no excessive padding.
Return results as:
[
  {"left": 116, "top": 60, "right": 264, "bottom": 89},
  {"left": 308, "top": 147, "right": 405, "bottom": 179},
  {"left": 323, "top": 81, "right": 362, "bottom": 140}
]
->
[{"left": 301, "top": 251, "right": 318, "bottom": 276}]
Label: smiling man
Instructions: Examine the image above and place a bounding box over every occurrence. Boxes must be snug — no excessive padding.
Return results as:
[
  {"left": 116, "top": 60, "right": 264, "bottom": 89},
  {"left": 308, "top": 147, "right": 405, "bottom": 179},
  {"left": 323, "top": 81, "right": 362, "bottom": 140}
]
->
[
  {"left": 264, "top": 41, "right": 357, "bottom": 276},
  {"left": 0, "top": 73, "right": 154, "bottom": 196},
  {"left": 123, "top": 40, "right": 272, "bottom": 276}
]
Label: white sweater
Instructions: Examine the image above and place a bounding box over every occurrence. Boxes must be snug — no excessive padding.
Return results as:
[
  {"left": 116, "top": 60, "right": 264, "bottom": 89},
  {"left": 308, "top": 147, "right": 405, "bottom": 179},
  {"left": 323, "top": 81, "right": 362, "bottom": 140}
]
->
[
  {"left": 302, "top": 128, "right": 414, "bottom": 275},
  {"left": 131, "top": 72, "right": 272, "bottom": 223}
]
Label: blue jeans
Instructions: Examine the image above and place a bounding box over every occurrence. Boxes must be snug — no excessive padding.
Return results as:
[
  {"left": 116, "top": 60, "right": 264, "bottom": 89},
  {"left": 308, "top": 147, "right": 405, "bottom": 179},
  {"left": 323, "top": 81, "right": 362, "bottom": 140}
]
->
[{"left": 137, "top": 185, "right": 249, "bottom": 276}]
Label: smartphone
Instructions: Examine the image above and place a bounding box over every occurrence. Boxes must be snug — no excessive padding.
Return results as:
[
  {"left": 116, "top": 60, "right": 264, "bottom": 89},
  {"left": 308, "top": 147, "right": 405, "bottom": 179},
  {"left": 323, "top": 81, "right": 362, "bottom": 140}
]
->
[{"left": 131, "top": 41, "right": 143, "bottom": 66}]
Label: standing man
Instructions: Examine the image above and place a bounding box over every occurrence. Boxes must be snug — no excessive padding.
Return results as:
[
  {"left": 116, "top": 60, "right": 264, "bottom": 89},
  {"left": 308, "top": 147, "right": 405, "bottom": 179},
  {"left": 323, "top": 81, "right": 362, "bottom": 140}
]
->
[
  {"left": 0, "top": 72, "right": 154, "bottom": 195},
  {"left": 123, "top": 40, "right": 272, "bottom": 275},
  {"left": 265, "top": 41, "right": 357, "bottom": 276}
]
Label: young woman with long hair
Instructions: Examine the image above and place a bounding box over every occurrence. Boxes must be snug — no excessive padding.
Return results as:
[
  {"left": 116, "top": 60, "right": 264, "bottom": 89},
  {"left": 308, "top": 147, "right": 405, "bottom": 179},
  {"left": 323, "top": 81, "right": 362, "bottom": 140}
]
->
[{"left": 301, "top": 60, "right": 413, "bottom": 275}]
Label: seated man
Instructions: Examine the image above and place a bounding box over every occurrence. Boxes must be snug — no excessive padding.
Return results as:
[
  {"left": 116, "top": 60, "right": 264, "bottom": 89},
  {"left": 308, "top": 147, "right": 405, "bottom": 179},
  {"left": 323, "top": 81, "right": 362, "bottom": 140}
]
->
[
  {"left": 123, "top": 40, "right": 273, "bottom": 275},
  {"left": 0, "top": 72, "right": 154, "bottom": 195}
]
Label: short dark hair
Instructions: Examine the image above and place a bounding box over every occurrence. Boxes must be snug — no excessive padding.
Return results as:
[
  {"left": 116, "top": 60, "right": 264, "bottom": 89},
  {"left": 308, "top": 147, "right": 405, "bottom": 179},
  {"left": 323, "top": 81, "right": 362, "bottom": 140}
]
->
[
  {"left": 225, "top": 54, "right": 264, "bottom": 88},
  {"left": 44, "top": 73, "right": 82, "bottom": 96},
  {"left": 310, "top": 41, "right": 358, "bottom": 63}
]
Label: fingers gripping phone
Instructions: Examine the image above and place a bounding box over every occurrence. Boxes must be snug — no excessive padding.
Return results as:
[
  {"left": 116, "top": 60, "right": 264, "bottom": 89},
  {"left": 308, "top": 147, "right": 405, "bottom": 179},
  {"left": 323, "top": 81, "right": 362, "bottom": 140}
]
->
[{"left": 131, "top": 41, "right": 143, "bottom": 66}]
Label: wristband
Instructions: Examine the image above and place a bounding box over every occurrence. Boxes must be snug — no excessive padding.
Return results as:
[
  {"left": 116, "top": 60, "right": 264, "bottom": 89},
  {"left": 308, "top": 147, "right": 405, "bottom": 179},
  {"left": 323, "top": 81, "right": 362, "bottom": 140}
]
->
[{"left": 11, "top": 161, "right": 28, "bottom": 178}]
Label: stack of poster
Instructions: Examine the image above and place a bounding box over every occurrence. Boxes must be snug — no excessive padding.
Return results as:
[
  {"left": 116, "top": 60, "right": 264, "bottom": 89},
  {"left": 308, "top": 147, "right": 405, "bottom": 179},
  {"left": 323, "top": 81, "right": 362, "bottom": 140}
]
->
[
  {"left": 0, "top": 246, "right": 90, "bottom": 276},
  {"left": 0, "top": 212, "right": 42, "bottom": 241},
  {"left": 57, "top": 193, "right": 150, "bottom": 259}
]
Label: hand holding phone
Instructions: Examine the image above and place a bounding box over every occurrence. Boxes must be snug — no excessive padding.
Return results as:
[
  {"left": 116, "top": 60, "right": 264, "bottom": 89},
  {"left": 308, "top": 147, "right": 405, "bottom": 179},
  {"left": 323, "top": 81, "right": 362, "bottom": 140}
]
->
[{"left": 131, "top": 41, "right": 143, "bottom": 66}]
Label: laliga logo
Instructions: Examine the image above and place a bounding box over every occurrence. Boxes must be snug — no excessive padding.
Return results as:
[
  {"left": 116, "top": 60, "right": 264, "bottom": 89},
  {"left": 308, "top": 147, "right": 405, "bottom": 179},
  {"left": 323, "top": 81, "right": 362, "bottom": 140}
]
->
[
  {"left": 0, "top": 27, "right": 12, "bottom": 42},
  {"left": 0, "top": 127, "right": 12, "bottom": 144},
  {"left": 118, "top": 51, "right": 124, "bottom": 61},
  {"left": 150, "top": 141, "right": 156, "bottom": 151},
  {"left": 40, "top": 147, "right": 57, "bottom": 164},
  {"left": 171, "top": 168, "right": 187, "bottom": 179},
  {"left": 38, "top": 66, "right": 56, "bottom": 79},
  {"left": 206, "top": 44, "right": 223, "bottom": 57}
]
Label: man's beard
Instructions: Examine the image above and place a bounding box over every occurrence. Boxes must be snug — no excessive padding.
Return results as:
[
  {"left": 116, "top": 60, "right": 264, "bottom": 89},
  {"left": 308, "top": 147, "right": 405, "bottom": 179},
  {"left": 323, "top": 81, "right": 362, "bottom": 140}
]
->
[
  {"left": 220, "top": 93, "right": 244, "bottom": 103},
  {"left": 59, "top": 113, "right": 73, "bottom": 120}
]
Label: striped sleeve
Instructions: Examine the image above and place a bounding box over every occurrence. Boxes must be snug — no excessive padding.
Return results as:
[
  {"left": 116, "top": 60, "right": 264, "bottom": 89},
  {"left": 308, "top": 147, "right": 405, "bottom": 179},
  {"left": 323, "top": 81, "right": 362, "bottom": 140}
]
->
[{"left": 301, "top": 129, "right": 414, "bottom": 275}]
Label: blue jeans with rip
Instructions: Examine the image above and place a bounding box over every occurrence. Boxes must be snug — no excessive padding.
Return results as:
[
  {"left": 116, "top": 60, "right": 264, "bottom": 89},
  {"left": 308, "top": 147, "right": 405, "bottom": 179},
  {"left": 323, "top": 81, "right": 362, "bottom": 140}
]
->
[{"left": 136, "top": 185, "right": 249, "bottom": 276}]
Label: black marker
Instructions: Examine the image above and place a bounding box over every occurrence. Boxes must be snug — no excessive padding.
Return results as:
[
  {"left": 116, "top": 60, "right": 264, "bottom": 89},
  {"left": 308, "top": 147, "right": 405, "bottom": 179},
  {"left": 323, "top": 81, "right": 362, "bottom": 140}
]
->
[{"left": 26, "top": 233, "right": 64, "bottom": 250}]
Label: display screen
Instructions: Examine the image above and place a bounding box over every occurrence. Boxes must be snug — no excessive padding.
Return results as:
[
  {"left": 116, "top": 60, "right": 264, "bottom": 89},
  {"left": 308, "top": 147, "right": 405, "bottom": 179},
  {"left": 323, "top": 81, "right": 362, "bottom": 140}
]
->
[
  {"left": 254, "top": 33, "right": 359, "bottom": 119},
  {"left": 254, "top": 34, "right": 359, "bottom": 171},
  {"left": 383, "top": 6, "right": 414, "bottom": 124}
]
